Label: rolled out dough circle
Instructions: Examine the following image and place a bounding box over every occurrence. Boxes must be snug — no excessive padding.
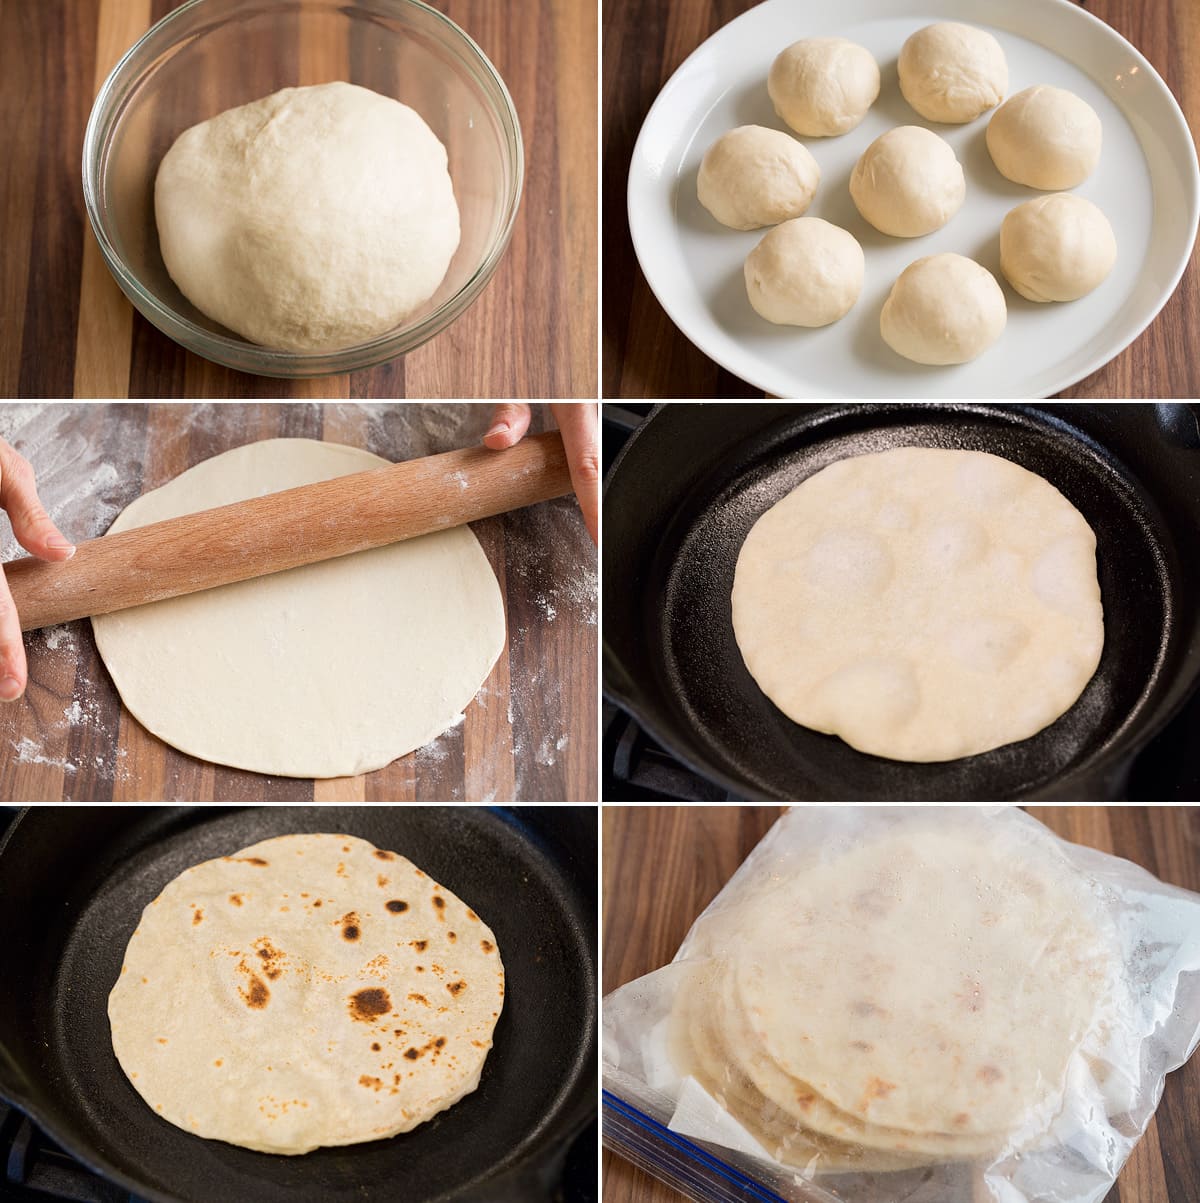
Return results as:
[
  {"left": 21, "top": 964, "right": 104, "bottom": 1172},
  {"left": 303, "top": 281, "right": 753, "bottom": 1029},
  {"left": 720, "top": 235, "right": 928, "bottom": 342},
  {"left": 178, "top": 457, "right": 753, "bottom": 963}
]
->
[
  {"left": 92, "top": 439, "right": 506, "bottom": 778},
  {"left": 730, "top": 447, "right": 1104, "bottom": 762}
]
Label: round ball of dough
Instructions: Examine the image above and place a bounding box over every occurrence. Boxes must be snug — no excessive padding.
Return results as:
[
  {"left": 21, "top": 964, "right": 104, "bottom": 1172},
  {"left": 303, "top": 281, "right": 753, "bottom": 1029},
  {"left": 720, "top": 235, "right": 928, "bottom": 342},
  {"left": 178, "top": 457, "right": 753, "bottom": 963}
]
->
[
  {"left": 986, "top": 85, "right": 1102, "bottom": 190},
  {"left": 898, "top": 22, "right": 1008, "bottom": 123},
  {"left": 849, "top": 126, "right": 965, "bottom": 237},
  {"left": 697, "top": 125, "right": 821, "bottom": 230},
  {"left": 744, "top": 217, "right": 865, "bottom": 326},
  {"left": 881, "top": 253, "right": 1007, "bottom": 365},
  {"left": 768, "top": 38, "right": 881, "bottom": 137},
  {"left": 1000, "top": 194, "right": 1117, "bottom": 302},
  {"left": 155, "top": 82, "right": 460, "bottom": 352}
]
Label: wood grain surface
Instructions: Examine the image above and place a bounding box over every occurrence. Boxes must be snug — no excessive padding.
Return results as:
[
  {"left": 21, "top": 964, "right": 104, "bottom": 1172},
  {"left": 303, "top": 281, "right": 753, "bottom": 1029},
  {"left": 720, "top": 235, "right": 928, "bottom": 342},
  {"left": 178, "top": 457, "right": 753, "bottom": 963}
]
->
[
  {"left": 602, "top": 0, "right": 1200, "bottom": 398},
  {"left": 0, "top": 403, "right": 598, "bottom": 803},
  {"left": 0, "top": 0, "right": 597, "bottom": 400},
  {"left": 602, "top": 805, "right": 1200, "bottom": 1203}
]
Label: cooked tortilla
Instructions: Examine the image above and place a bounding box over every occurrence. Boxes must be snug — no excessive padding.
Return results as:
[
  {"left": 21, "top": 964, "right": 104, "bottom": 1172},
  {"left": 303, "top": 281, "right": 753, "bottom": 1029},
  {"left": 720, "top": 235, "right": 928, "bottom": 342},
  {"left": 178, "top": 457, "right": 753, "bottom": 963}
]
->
[
  {"left": 672, "top": 816, "right": 1119, "bottom": 1162},
  {"left": 108, "top": 833, "right": 504, "bottom": 1154}
]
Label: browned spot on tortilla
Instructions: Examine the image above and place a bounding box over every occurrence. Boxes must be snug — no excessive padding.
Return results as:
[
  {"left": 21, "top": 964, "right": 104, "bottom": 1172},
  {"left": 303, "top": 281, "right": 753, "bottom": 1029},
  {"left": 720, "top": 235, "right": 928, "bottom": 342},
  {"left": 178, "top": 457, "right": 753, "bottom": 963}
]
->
[
  {"left": 377, "top": 875, "right": 389, "bottom": 888},
  {"left": 312, "top": 899, "right": 322, "bottom": 907},
  {"left": 466, "top": 909, "right": 478, "bottom": 921},
  {"left": 254, "top": 938, "right": 285, "bottom": 980},
  {"left": 374, "top": 850, "right": 395, "bottom": 861},
  {"left": 434, "top": 1037, "right": 446, "bottom": 1049},
  {"left": 229, "top": 894, "right": 243, "bottom": 906},
  {"left": 850, "top": 1040, "right": 875, "bottom": 1053},
  {"left": 404, "top": 1047, "right": 421, "bottom": 1060},
  {"left": 340, "top": 912, "right": 361, "bottom": 942},
  {"left": 393, "top": 1029, "right": 405, "bottom": 1038},
  {"left": 793, "top": 1090, "right": 814, "bottom": 1111},
  {"left": 336, "top": 862, "right": 347, "bottom": 877},
  {"left": 408, "top": 993, "right": 428, "bottom": 1005},
  {"left": 411, "top": 939, "right": 428, "bottom": 952},
  {"left": 371, "top": 1042, "right": 381, "bottom": 1051},
  {"left": 447, "top": 981, "right": 466, "bottom": 996},
  {"left": 239, "top": 857, "right": 268, "bottom": 866},
  {"left": 447, "top": 932, "right": 456, "bottom": 942},
  {"left": 432, "top": 895, "right": 445, "bottom": 911},
  {"left": 953, "top": 1113, "right": 970, "bottom": 1128},
  {"left": 342, "top": 845, "right": 351, "bottom": 853},
  {"left": 359, "top": 1075, "right": 383, "bottom": 1091},
  {"left": 239, "top": 975, "right": 270, "bottom": 1009},
  {"left": 415, "top": 966, "right": 425, "bottom": 973},
  {"left": 348, "top": 987, "right": 391, "bottom": 1022},
  {"left": 214, "top": 1060, "right": 223, "bottom": 1067},
  {"left": 415, "top": 869, "right": 425, "bottom": 878},
  {"left": 386, "top": 900, "right": 408, "bottom": 913},
  {"left": 861, "top": 1077, "right": 896, "bottom": 1107},
  {"left": 157, "top": 1038, "right": 168, "bottom": 1045},
  {"left": 192, "top": 909, "right": 203, "bottom": 925},
  {"left": 481, "top": 940, "right": 494, "bottom": 953},
  {"left": 977, "top": 1064, "right": 1004, "bottom": 1084}
]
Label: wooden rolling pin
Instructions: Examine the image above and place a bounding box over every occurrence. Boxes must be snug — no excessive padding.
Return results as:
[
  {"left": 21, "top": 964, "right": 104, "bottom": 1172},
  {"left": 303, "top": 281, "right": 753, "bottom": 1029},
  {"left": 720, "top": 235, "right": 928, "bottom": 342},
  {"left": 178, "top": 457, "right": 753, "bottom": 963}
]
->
[{"left": 4, "top": 432, "right": 572, "bottom": 632}]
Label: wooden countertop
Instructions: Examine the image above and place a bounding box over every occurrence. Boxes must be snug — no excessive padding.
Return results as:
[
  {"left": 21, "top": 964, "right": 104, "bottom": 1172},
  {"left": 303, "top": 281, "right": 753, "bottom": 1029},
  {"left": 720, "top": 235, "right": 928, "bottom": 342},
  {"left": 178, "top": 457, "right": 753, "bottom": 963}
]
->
[
  {"left": 0, "top": 403, "right": 597, "bottom": 802},
  {"left": 602, "top": 0, "right": 1200, "bottom": 398},
  {"left": 0, "top": 0, "right": 596, "bottom": 399},
  {"left": 602, "top": 805, "right": 1200, "bottom": 1203}
]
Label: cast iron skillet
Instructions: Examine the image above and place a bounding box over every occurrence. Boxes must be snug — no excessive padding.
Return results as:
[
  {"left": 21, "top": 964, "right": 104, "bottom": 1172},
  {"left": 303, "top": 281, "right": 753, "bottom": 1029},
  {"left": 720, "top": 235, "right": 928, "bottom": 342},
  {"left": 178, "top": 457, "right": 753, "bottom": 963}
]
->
[
  {"left": 603, "top": 403, "right": 1200, "bottom": 801},
  {"left": 0, "top": 806, "right": 596, "bottom": 1203}
]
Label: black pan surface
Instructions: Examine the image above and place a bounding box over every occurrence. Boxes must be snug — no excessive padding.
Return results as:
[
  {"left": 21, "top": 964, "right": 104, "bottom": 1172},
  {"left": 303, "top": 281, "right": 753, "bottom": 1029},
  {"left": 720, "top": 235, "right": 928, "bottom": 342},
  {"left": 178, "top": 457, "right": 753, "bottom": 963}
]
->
[
  {"left": 603, "top": 403, "right": 1200, "bottom": 801},
  {"left": 0, "top": 807, "right": 597, "bottom": 1203}
]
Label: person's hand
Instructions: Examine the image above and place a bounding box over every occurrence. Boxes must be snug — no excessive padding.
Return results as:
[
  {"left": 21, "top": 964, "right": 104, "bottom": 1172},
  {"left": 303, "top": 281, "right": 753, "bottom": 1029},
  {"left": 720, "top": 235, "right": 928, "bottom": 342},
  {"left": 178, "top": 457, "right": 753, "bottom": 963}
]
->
[
  {"left": 483, "top": 404, "right": 599, "bottom": 544},
  {"left": 0, "top": 440, "right": 75, "bottom": 701}
]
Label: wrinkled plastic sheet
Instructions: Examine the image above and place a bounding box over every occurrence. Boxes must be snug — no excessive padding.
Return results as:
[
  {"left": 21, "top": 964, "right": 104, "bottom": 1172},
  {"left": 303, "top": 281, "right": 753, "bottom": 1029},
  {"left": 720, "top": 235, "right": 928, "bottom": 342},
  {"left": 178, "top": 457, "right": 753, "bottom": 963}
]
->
[{"left": 604, "top": 806, "right": 1200, "bottom": 1203}]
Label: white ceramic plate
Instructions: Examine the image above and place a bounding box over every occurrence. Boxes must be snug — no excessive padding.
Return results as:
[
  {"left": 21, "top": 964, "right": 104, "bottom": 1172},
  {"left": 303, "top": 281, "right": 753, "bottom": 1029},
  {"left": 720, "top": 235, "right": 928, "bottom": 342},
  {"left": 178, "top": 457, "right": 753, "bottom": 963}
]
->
[{"left": 627, "top": 0, "right": 1199, "bottom": 397}]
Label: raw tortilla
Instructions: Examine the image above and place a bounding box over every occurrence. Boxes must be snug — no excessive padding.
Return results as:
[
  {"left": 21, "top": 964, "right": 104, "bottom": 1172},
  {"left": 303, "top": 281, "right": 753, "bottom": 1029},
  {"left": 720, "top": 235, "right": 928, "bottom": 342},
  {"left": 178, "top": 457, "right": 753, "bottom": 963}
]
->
[
  {"left": 92, "top": 439, "right": 505, "bottom": 778},
  {"left": 108, "top": 833, "right": 504, "bottom": 1153},
  {"left": 731, "top": 447, "right": 1104, "bottom": 761}
]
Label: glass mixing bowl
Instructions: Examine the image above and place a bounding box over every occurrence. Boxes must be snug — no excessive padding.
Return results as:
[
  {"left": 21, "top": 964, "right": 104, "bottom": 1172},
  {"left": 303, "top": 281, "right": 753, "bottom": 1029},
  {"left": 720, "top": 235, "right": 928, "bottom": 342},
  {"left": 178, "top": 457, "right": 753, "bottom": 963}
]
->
[{"left": 82, "top": 0, "right": 523, "bottom": 378}]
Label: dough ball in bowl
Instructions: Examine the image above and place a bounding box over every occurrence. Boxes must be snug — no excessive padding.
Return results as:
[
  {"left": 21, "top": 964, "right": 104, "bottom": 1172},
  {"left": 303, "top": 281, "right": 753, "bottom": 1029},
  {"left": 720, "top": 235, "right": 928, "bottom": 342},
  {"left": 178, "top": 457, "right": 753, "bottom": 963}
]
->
[
  {"left": 898, "top": 22, "right": 1008, "bottom": 123},
  {"left": 850, "top": 126, "right": 965, "bottom": 237},
  {"left": 1000, "top": 194, "right": 1117, "bottom": 302},
  {"left": 881, "top": 253, "right": 1006, "bottom": 365},
  {"left": 155, "top": 83, "right": 461, "bottom": 353},
  {"left": 768, "top": 37, "right": 881, "bottom": 137},
  {"left": 744, "top": 217, "right": 865, "bottom": 326},
  {"left": 697, "top": 126, "right": 821, "bottom": 230},
  {"left": 987, "top": 85, "right": 1102, "bottom": 190}
]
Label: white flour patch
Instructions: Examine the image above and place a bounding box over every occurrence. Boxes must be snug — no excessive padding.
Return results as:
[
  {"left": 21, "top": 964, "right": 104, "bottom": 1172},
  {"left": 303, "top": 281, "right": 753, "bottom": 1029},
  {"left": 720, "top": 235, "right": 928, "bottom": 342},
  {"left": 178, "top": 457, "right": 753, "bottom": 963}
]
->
[
  {"left": 11, "top": 737, "right": 77, "bottom": 773},
  {"left": 42, "top": 626, "right": 75, "bottom": 652}
]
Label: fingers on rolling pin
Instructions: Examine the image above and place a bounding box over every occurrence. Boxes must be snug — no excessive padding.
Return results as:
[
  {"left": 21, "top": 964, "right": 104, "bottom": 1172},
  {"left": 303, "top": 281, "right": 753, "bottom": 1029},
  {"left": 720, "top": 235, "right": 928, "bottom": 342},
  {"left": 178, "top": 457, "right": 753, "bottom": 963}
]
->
[
  {"left": 483, "top": 404, "right": 533, "bottom": 449},
  {"left": 550, "top": 404, "right": 599, "bottom": 544},
  {"left": 0, "top": 445, "right": 76, "bottom": 562},
  {"left": 0, "top": 443, "right": 78, "bottom": 700},
  {"left": 0, "top": 567, "right": 26, "bottom": 700}
]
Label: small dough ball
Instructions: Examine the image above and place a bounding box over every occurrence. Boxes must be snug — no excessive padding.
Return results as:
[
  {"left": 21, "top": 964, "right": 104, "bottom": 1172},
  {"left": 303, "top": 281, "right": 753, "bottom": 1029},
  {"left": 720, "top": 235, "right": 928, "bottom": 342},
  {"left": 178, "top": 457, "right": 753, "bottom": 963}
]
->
[
  {"left": 881, "top": 253, "right": 1007, "bottom": 365},
  {"left": 986, "top": 85, "right": 1102, "bottom": 189},
  {"left": 898, "top": 22, "right": 1008, "bottom": 123},
  {"left": 1000, "top": 194, "right": 1117, "bottom": 302},
  {"left": 768, "top": 38, "right": 881, "bottom": 137},
  {"left": 744, "top": 217, "right": 865, "bottom": 327},
  {"left": 850, "top": 126, "right": 965, "bottom": 237},
  {"left": 697, "top": 126, "right": 821, "bottom": 230}
]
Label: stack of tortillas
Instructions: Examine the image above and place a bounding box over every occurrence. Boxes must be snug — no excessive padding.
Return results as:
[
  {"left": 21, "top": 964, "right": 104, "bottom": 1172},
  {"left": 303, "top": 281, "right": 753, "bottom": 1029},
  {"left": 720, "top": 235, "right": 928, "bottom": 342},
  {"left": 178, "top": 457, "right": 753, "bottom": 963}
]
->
[
  {"left": 670, "top": 817, "right": 1120, "bottom": 1170},
  {"left": 109, "top": 833, "right": 504, "bottom": 1154}
]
